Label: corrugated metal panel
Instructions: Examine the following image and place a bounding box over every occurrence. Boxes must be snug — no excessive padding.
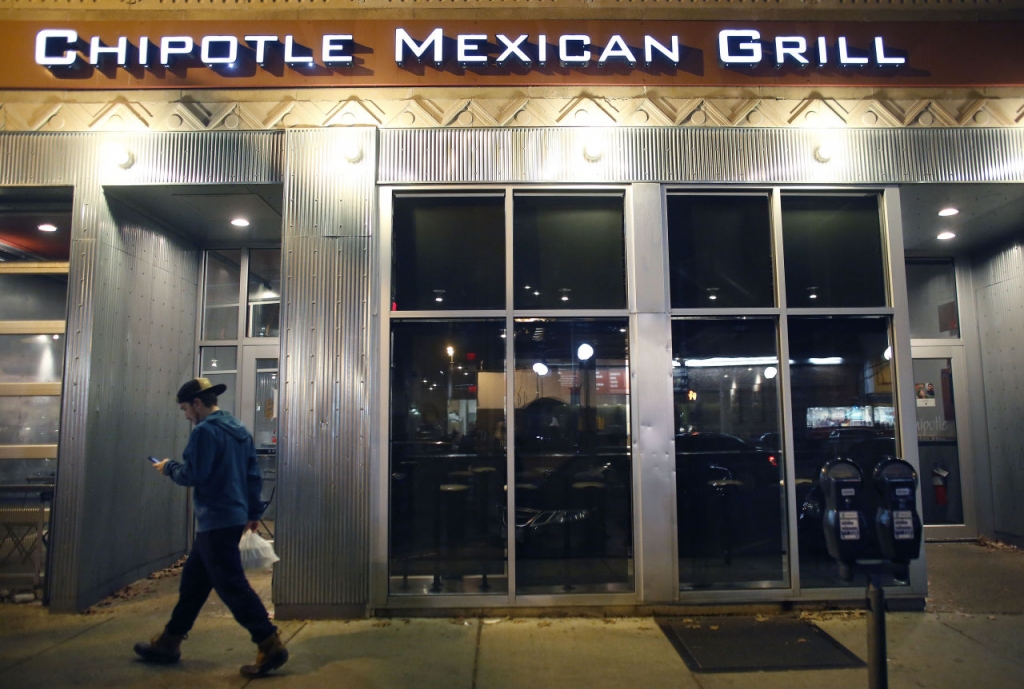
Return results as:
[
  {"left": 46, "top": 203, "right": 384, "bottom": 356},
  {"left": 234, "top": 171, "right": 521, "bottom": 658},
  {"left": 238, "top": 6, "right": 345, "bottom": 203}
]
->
[
  {"left": 103, "top": 131, "right": 283, "bottom": 186},
  {"left": 973, "top": 240, "right": 1024, "bottom": 540},
  {"left": 379, "top": 127, "right": 1024, "bottom": 185},
  {"left": 1, "top": 132, "right": 281, "bottom": 611},
  {"left": 47, "top": 150, "right": 203, "bottom": 609},
  {"left": 274, "top": 129, "right": 375, "bottom": 610}
]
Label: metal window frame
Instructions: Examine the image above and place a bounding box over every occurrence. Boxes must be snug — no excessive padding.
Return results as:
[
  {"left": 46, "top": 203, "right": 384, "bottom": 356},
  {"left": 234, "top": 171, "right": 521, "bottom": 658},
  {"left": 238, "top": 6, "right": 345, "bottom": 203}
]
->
[{"left": 376, "top": 184, "right": 640, "bottom": 609}]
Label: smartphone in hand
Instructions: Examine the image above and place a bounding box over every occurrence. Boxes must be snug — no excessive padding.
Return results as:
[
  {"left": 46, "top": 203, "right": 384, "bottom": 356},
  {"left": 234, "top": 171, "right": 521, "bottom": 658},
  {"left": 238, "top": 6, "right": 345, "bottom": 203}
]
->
[{"left": 148, "top": 456, "right": 161, "bottom": 464}]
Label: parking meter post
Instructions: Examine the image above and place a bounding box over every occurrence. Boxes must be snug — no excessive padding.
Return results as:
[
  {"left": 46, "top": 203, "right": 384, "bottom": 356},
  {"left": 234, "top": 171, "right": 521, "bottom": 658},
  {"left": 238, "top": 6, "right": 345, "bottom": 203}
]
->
[{"left": 867, "top": 572, "right": 888, "bottom": 689}]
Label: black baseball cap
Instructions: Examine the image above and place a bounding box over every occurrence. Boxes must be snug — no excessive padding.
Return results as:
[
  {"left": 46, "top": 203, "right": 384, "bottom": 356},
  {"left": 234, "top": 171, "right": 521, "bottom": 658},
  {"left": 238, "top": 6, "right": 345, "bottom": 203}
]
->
[{"left": 176, "top": 377, "right": 227, "bottom": 404}]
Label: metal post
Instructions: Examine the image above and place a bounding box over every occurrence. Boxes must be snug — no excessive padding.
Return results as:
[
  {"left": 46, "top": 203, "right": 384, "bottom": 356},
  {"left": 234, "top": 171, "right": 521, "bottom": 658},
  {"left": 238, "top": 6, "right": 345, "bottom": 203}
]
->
[{"left": 866, "top": 574, "right": 888, "bottom": 689}]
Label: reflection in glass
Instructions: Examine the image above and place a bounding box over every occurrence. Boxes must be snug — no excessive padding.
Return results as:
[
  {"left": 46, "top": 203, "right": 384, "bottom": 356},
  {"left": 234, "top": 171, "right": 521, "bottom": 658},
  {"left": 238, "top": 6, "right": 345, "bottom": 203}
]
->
[
  {"left": 782, "top": 195, "right": 886, "bottom": 308},
  {"left": 199, "top": 346, "right": 237, "bottom": 416},
  {"left": 247, "top": 249, "right": 281, "bottom": 338},
  {"left": 0, "top": 334, "right": 65, "bottom": 383},
  {"left": 0, "top": 396, "right": 61, "bottom": 445},
  {"left": 513, "top": 319, "right": 632, "bottom": 594},
  {"left": 913, "top": 358, "right": 963, "bottom": 525},
  {"left": 789, "top": 317, "right": 900, "bottom": 587},
  {"left": 389, "top": 320, "right": 507, "bottom": 595},
  {"left": 0, "top": 274, "right": 68, "bottom": 321},
  {"left": 202, "top": 250, "right": 241, "bottom": 341},
  {"left": 667, "top": 195, "right": 775, "bottom": 308},
  {"left": 392, "top": 196, "right": 506, "bottom": 311},
  {"left": 671, "top": 319, "right": 786, "bottom": 588},
  {"left": 513, "top": 195, "right": 626, "bottom": 310},
  {"left": 906, "top": 260, "right": 959, "bottom": 339}
]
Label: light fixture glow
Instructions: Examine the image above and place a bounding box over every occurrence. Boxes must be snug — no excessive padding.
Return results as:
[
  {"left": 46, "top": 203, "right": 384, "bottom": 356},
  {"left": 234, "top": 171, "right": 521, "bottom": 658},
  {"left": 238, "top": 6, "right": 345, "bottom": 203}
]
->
[
  {"left": 814, "top": 144, "right": 833, "bottom": 163},
  {"left": 938, "top": 207, "right": 959, "bottom": 217},
  {"left": 764, "top": 366, "right": 778, "bottom": 379},
  {"left": 883, "top": 346, "right": 893, "bottom": 361},
  {"left": 937, "top": 231, "right": 957, "bottom": 240},
  {"left": 684, "top": 356, "right": 779, "bottom": 368},
  {"left": 577, "top": 343, "right": 595, "bottom": 361},
  {"left": 38, "top": 223, "right": 57, "bottom": 232},
  {"left": 104, "top": 144, "right": 135, "bottom": 169},
  {"left": 809, "top": 357, "right": 844, "bottom": 365},
  {"left": 533, "top": 362, "right": 549, "bottom": 376},
  {"left": 343, "top": 141, "right": 363, "bottom": 163},
  {"left": 231, "top": 218, "right": 250, "bottom": 228}
]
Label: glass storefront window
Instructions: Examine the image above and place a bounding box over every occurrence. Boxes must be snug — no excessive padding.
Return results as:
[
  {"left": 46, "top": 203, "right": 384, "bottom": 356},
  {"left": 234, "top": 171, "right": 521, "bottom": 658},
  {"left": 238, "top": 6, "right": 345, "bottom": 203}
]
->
[
  {"left": 667, "top": 194, "right": 775, "bottom": 308},
  {"left": 199, "top": 346, "right": 237, "bottom": 415},
  {"left": 251, "top": 357, "right": 279, "bottom": 452},
  {"left": 513, "top": 318, "right": 633, "bottom": 594},
  {"left": 782, "top": 195, "right": 887, "bottom": 308},
  {"left": 906, "top": 259, "right": 959, "bottom": 339},
  {"left": 0, "top": 396, "right": 61, "bottom": 445},
  {"left": 671, "top": 318, "right": 786, "bottom": 588},
  {"left": 388, "top": 319, "right": 507, "bottom": 595},
  {"left": 0, "top": 334, "right": 65, "bottom": 383},
  {"left": 513, "top": 195, "right": 626, "bottom": 310},
  {"left": 0, "top": 274, "right": 68, "bottom": 321},
  {"left": 247, "top": 249, "right": 281, "bottom": 338},
  {"left": 392, "top": 195, "right": 506, "bottom": 311},
  {"left": 202, "top": 250, "right": 241, "bottom": 341},
  {"left": 788, "top": 317, "right": 899, "bottom": 588}
]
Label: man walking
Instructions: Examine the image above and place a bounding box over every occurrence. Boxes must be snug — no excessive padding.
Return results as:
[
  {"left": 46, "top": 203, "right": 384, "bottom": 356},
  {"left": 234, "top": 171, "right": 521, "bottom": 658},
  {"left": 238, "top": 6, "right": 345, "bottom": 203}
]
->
[{"left": 134, "top": 377, "right": 288, "bottom": 678}]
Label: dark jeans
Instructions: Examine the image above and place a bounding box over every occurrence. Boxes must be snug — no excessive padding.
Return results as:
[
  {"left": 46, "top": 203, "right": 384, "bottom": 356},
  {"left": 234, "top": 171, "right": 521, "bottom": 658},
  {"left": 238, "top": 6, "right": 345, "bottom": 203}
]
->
[{"left": 166, "top": 525, "right": 276, "bottom": 644}]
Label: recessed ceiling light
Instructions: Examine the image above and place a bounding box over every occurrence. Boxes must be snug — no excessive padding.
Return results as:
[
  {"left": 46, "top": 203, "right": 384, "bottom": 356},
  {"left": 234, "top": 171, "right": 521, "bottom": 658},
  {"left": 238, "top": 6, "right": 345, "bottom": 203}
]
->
[
  {"left": 231, "top": 218, "right": 250, "bottom": 227},
  {"left": 38, "top": 223, "right": 57, "bottom": 232},
  {"left": 938, "top": 207, "right": 959, "bottom": 217},
  {"left": 937, "top": 231, "right": 957, "bottom": 240}
]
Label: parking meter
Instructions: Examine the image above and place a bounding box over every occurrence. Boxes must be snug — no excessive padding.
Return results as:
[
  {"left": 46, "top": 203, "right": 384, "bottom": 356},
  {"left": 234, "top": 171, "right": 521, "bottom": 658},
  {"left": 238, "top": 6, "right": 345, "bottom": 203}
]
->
[
  {"left": 820, "top": 458, "right": 867, "bottom": 568},
  {"left": 873, "top": 458, "right": 922, "bottom": 564}
]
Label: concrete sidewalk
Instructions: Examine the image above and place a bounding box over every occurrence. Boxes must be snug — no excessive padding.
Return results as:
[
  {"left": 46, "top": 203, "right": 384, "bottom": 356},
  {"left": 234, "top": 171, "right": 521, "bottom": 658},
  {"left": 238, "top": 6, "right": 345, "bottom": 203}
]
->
[{"left": 2, "top": 542, "right": 1023, "bottom": 689}]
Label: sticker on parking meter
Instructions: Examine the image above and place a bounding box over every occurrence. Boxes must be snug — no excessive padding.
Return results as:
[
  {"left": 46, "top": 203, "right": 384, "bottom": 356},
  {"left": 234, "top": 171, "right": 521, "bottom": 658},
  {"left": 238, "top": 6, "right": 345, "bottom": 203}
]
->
[
  {"left": 839, "top": 511, "right": 860, "bottom": 540},
  {"left": 893, "top": 510, "right": 915, "bottom": 539}
]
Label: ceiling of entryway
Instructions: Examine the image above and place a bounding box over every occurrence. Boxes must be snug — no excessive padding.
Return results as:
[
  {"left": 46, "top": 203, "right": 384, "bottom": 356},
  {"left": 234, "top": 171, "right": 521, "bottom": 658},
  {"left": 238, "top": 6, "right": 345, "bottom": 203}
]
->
[
  {"left": 104, "top": 184, "right": 283, "bottom": 249},
  {"left": 899, "top": 183, "right": 1024, "bottom": 256}
]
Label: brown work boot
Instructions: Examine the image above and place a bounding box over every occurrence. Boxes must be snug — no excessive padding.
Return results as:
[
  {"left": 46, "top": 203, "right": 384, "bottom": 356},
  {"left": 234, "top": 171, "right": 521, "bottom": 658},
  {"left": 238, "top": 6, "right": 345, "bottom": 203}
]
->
[
  {"left": 133, "top": 631, "right": 183, "bottom": 663},
  {"left": 239, "top": 631, "right": 288, "bottom": 678}
]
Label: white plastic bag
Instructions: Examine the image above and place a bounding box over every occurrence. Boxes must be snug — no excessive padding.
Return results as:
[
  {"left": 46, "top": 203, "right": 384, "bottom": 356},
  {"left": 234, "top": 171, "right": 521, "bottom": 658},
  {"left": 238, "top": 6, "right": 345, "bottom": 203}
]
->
[{"left": 239, "top": 530, "right": 280, "bottom": 570}]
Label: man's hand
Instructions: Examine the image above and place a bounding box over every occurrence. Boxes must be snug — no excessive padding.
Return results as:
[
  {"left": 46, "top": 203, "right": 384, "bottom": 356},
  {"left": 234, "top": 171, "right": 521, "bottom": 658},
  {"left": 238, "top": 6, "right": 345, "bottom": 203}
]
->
[
  {"left": 246, "top": 521, "right": 260, "bottom": 532},
  {"left": 152, "top": 459, "right": 170, "bottom": 474}
]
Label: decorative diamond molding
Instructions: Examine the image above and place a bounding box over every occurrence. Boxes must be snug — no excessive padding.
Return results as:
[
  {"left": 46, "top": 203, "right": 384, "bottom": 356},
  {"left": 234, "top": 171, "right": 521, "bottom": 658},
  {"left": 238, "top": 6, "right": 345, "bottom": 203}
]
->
[{"left": 3, "top": 90, "right": 1024, "bottom": 132}]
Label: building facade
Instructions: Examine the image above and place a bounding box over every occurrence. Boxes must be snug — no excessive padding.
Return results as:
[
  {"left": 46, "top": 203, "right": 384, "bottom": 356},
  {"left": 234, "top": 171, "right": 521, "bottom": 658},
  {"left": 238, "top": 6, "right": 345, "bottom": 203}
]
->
[{"left": 1, "top": 1, "right": 1023, "bottom": 616}]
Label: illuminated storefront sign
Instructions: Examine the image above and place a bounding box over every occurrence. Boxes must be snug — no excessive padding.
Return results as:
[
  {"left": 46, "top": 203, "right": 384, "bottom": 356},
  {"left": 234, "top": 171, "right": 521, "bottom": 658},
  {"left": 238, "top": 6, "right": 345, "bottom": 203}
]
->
[
  {"left": 0, "top": 19, "right": 1021, "bottom": 89},
  {"left": 34, "top": 27, "right": 904, "bottom": 70}
]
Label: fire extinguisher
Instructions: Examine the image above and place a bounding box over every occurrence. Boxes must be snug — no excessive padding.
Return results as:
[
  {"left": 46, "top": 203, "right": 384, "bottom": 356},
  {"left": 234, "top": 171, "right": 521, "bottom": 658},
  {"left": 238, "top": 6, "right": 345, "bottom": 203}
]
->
[{"left": 932, "top": 467, "right": 950, "bottom": 507}]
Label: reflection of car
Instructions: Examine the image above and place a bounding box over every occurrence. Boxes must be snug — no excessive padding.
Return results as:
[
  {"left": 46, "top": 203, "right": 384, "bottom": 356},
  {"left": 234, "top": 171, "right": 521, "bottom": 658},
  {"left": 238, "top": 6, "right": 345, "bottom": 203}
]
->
[
  {"left": 675, "top": 432, "right": 780, "bottom": 490},
  {"left": 823, "top": 427, "right": 888, "bottom": 459},
  {"left": 753, "top": 432, "right": 780, "bottom": 452}
]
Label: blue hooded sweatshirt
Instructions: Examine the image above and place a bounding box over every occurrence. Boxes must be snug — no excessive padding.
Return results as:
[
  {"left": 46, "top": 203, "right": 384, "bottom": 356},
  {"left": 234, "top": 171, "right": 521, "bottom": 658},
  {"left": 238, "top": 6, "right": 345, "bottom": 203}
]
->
[{"left": 163, "top": 410, "right": 263, "bottom": 533}]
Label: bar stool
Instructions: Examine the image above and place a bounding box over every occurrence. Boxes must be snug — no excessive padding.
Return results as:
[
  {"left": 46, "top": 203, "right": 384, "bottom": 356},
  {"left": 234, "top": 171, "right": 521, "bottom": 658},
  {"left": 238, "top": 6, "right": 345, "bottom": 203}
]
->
[
  {"left": 471, "top": 466, "right": 498, "bottom": 591},
  {"left": 571, "top": 481, "right": 607, "bottom": 553},
  {"left": 431, "top": 483, "right": 469, "bottom": 593},
  {"left": 707, "top": 478, "right": 744, "bottom": 565}
]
